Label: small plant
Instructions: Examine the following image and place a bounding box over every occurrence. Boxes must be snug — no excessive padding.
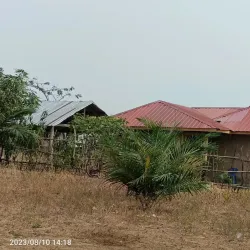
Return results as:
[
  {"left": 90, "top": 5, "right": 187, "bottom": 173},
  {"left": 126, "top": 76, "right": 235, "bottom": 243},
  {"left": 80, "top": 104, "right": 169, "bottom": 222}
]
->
[
  {"left": 217, "top": 172, "right": 232, "bottom": 184},
  {"left": 32, "top": 222, "right": 42, "bottom": 229},
  {"left": 222, "top": 191, "right": 231, "bottom": 201}
]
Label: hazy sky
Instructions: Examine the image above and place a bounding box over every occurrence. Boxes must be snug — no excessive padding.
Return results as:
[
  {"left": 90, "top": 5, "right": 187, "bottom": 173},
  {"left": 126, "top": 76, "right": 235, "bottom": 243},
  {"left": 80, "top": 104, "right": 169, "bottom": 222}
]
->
[{"left": 1, "top": 0, "right": 250, "bottom": 114}]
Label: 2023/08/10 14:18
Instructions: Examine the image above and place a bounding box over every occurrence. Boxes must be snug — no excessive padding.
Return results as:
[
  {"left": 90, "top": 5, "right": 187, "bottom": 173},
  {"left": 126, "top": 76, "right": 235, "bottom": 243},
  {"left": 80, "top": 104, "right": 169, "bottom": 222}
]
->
[{"left": 10, "top": 239, "right": 72, "bottom": 246}]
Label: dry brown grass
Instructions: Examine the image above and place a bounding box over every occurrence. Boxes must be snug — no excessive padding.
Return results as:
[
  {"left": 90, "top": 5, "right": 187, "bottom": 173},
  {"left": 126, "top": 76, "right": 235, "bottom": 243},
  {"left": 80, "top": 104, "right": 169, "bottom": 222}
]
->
[{"left": 0, "top": 168, "right": 250, "bottom": 249}]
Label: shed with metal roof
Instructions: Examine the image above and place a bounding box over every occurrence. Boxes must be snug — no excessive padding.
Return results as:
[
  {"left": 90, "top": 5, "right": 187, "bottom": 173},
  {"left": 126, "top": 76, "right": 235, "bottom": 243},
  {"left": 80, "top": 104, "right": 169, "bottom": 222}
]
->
[{"left": 32, "top": 100, "right": 107, "bottom": 127}]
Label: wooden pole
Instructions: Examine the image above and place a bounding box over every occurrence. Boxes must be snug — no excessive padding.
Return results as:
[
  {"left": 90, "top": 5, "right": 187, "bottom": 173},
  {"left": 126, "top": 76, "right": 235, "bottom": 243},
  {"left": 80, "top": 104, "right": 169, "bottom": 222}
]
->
[
  {"left": 72, "top": 125, "right": 77, "bottom": 167},
  {"left": 0, "top": 146, "right": 3, "bottom": 163},
  {"left": 206, "top": 169, "right": 250, "bottom": 173},
  {"left": 49, "top": 126, "right": 55, "bottom": 170},
  {"left": 204, "top": 137, "right": 208, "bottom": 162},
  {"left": 208, "top": 155, "right": 250, "bottom": 163},
  {"left": 212, "top": 156, "right": 215, "bottom": 182},
  {"left": 240, "top": 157, "right": 245, "bottom": 186}
]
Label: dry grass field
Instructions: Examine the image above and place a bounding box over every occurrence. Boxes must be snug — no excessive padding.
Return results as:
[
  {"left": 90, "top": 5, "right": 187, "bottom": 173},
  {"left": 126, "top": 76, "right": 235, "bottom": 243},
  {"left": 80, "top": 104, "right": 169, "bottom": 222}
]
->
[{"left": 0, "top": 168, "right": 250, "bottom": 249}]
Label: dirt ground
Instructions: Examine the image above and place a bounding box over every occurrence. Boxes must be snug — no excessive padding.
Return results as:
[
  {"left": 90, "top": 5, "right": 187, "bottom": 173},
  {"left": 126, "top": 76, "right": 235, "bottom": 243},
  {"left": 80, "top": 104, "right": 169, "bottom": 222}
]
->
[{"left": 0, "top": 168, "right": 249, "bottom": 250}]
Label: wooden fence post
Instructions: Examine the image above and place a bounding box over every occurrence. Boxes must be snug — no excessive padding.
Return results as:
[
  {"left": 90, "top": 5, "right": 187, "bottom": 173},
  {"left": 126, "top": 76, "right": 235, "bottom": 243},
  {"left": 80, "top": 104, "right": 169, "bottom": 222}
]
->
[
  {"left": 49, "top": 126, "right": 55, "bottom": 170},
  {"left": 0, "top": 147, "right": 3, "bottom": 163},
  {"left": 72, "top": 126, "right": 77, "bottom": 168}
]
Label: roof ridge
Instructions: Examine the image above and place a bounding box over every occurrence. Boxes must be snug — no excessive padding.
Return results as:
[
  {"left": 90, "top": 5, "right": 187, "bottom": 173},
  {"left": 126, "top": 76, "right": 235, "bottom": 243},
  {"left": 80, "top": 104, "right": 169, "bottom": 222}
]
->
[
  {"left": 193, "top": 107, "right": 242, "bottom": 109},
  {"left": 115, "top": 100, "right": 162, "bottom": 116},
  {"left": 159, "top": 101, "right": 225, "bottom": 129},
  {"left": 41, "top": 100, "right": 93, "bottom": 103},
  {"left": 215, "top": 107, "right": 250, "bottom": 119}
]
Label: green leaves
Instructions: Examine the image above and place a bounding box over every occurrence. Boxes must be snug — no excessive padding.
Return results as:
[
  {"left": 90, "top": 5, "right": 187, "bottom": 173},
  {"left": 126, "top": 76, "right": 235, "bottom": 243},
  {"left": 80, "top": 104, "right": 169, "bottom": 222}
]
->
[
  {"left": 0, "top": 69, "right": 43, "bottom": 160},
  {"left": 73, "top": 115, "right": 126, "bottom": 136},
  {"left": 101, "top": 120, "right": 218, "bottom": 208},
  {"left": 0, "top": 67, "right": 82, "bottom": 161},
  {"left": 0, "top": 69, "right": 40, "bottom": 123}
]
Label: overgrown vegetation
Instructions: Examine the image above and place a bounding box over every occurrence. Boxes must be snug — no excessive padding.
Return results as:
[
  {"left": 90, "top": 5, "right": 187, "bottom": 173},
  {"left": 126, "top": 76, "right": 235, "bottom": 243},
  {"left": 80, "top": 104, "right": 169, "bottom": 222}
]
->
[{"left": 55, "top": 115, "right": 127, "bottom": 174}]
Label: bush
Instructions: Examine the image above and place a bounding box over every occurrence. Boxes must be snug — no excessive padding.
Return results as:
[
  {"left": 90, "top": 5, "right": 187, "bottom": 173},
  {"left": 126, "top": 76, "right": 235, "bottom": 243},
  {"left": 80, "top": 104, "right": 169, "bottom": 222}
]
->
[{"left": 64, "top": 115, "right": 127, "bottom": 174}]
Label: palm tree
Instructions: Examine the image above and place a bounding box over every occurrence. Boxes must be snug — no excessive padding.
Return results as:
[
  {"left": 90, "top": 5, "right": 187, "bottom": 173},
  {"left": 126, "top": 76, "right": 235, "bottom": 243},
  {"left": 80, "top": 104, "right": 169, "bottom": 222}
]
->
[{"left": 101, "top": 120, "right": 218, "bottom": 209}]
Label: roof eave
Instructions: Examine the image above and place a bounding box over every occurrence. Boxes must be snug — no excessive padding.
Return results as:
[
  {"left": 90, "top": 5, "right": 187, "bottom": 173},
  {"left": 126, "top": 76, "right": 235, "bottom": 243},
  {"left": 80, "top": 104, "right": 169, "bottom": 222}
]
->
[
  {"left": 127, "top": 126, "right": 231, "bottom": 133},
  {"left": 229, "top": 131, "right": 250, "bottom": 135}
]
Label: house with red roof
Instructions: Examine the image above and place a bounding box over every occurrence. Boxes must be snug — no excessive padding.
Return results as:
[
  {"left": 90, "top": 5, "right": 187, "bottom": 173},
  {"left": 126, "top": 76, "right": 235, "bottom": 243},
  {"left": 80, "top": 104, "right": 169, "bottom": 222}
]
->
[
  {"left": 115, "top": 100, "right": 230, "bottom": 132},
  {"left": 115, "top": 101, "right": 250, "bottom": 185}
]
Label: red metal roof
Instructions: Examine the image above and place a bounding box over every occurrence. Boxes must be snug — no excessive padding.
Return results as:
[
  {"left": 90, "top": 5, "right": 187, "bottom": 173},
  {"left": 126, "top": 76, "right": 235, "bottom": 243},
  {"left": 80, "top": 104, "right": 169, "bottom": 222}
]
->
[
  {"left": 216, "top": 107, "right": 250, "bottom": 132},
  {"left": 193, "top": 107, "right": 242, "bottom": 119},
  {"left": 115, "top": 101, "right": 229, "bottom": 131}
]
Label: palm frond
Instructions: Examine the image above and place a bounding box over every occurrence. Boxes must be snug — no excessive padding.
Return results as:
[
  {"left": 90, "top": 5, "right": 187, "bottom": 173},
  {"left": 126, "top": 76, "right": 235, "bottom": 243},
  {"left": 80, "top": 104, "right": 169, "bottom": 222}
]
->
[{"left": 101, "top": 120, "right": 218, "bottom": 207}]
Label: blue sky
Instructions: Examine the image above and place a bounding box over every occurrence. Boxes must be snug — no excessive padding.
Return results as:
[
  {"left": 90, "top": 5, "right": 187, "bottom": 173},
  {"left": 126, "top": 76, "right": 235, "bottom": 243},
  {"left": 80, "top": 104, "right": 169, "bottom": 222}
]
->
[{"left": 1, "top": 0, "right": 250, "bottom": 114}]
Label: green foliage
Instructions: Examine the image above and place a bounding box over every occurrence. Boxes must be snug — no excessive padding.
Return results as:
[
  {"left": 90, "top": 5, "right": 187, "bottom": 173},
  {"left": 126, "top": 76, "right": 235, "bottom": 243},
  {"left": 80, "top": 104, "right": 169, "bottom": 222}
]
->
[
  {"left": 0, "top": 68, "right": 42, "bottom": 160},
  {"left": 0, "top": 68, "right": 39, "bottom": 122},
  {"left": 0, "top": 66, "right": 83, "bottom": 160},
  {"left": 69, "top": 116, "right": 127, "bottom": 175},
  {"left": 0, "top": 67, "right": 83, "bottom": 163},
  {"left": 73, "top": 115, "right": 126, "bottom": 135},
  {"left": 53, "top": 134, "right": 76, "bottom": 169},
  {"left": 217, "top": 172, "right": 232, "bottom": 184},
  {"left": 101, "top": 120, "right": 218, "bottom": 208}
]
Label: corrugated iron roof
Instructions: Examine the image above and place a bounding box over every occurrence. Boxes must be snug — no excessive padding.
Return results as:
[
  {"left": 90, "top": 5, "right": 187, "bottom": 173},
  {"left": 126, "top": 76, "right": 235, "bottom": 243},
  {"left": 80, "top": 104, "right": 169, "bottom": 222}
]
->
[
  {"left": 32, "top": 100, "right": 105, "bottom": 126},
  {"left": 193, "top": 107, "right": 242, "bottom": 119},
  {"left": 115, "top": 100, "right": 229, "bottom": 131},
  {"left": 216, "top": 107, "right": 250, "bottom": 132}
]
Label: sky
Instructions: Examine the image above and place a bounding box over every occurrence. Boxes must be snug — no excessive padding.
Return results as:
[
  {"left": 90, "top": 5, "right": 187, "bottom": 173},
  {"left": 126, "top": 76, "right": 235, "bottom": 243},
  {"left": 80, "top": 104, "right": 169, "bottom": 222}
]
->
[{"left": 1, "top": 0, "right": 250, "bottom": 114}]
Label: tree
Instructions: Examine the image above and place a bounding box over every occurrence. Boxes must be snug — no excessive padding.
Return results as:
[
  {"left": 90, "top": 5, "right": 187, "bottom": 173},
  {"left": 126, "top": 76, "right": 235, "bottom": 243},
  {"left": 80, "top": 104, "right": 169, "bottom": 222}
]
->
[
  {"left": 73, "top": 115, "right": 126, "bottom": 136},
  {"left": 0, "top": 67, "right": 83, "bottom": 163},
  {"left": 0, "top": 68, "right": 42, "bottom": 161},
  {"left": 0, "top": 68, "right": 39, "bottom": 122},
  {"left": 0, "top": 67, "right": 82, "bottom": 117},
  {"left": 28, "top": 78, "right": 82, "bottom": 101},
  {"left": 101, "top": 120, "right": 218, "bottom": 209}
]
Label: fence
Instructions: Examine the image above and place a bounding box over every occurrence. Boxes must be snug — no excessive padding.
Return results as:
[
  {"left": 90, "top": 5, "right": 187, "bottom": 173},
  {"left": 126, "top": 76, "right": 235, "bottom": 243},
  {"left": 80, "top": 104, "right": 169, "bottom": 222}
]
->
[
  {"left": 2, "top": 139, "right": 250, "bottom": 186},
  {"left": 0, "top": 136, "right": 104, "bottom": 176},
  {"left": 204, "top": 155, "right": 250, "bottom": 188}
]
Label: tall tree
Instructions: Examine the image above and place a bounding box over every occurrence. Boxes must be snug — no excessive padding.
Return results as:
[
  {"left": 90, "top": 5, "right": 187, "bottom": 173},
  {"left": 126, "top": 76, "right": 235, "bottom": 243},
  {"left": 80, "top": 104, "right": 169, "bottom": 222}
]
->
[
  {"left": 0, "top": 68, "right": 41, "bottom": 161},
  {"left": 0, "top": 68, "right": 39, "bottom": 122}
]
